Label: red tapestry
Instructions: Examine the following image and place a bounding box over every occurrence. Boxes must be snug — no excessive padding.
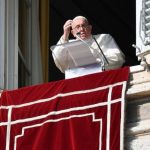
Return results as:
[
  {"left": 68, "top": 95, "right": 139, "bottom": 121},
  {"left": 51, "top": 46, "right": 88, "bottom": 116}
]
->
[{"left": 0, "top": 67, "right": 129, "bottom": 150}]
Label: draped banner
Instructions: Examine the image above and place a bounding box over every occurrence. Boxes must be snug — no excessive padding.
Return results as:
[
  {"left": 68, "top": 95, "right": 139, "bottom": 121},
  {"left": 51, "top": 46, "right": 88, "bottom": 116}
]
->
[{"left": 0, "top": 67, "right": 129, "bottom": 150}]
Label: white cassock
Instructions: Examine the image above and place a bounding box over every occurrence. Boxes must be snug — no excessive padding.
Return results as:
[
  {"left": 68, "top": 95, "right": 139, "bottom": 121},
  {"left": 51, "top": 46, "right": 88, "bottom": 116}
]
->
[{"left": 51, "top": 34, "right": 125, "bottom": 79}]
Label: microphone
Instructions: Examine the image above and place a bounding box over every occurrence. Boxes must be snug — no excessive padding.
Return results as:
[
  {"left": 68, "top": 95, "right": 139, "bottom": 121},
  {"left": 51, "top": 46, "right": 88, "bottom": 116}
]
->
[
  {"left": 76, "top": 32, "right": 80, "bottom": 36},
  {"left": 92, "top": 35, "right": 109, "bottom": 65},
  {"left": 75, "top": 32, "right": 95, "bottom": 54},
  {"left": 75, "top": 32, "right": 91, "bottom": 47},
  {"left": 75, "top": 32, "right": 109, "bottom": 71}
]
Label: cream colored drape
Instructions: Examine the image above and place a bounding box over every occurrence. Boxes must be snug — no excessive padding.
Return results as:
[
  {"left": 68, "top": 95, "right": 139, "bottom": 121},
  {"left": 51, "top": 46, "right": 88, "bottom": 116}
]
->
[{"left": 18, "top": 0, "right": 49, "bottom": 87}]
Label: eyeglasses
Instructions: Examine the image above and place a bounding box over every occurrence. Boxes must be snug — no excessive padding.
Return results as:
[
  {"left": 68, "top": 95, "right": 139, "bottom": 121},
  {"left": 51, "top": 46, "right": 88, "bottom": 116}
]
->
[{"left": 72, "top": 24, "right": 89, "bottom": 31}]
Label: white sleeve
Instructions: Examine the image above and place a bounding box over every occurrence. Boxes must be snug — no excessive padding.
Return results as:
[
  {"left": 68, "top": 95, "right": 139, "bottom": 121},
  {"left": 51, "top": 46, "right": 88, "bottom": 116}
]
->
[
  {"left": 57, "top": 36, "right": 68, "bottom": 45},
  {"left": 52, "top": 37, "right": 69, "bottom": 73},
  {"left": 98, "top": 34, "right": 125, "bottom": 70}
]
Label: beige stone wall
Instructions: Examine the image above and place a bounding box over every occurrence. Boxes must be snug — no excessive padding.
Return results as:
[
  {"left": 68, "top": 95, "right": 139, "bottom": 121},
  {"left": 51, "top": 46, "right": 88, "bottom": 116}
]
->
[{"left": 125, "top": 65, "right": 150, "bottom": 149}]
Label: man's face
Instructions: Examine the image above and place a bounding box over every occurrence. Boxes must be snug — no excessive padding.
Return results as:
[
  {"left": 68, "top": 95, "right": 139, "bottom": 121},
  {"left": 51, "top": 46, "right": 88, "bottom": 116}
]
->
[{"left": 71, "top": 18, "right": 92, "bottom": 40}]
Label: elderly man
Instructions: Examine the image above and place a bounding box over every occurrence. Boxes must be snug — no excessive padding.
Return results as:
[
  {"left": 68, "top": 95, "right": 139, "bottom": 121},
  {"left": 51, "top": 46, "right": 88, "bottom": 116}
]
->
[{"left": 52, "top": 16, "right": 125, "bottom": 78}]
